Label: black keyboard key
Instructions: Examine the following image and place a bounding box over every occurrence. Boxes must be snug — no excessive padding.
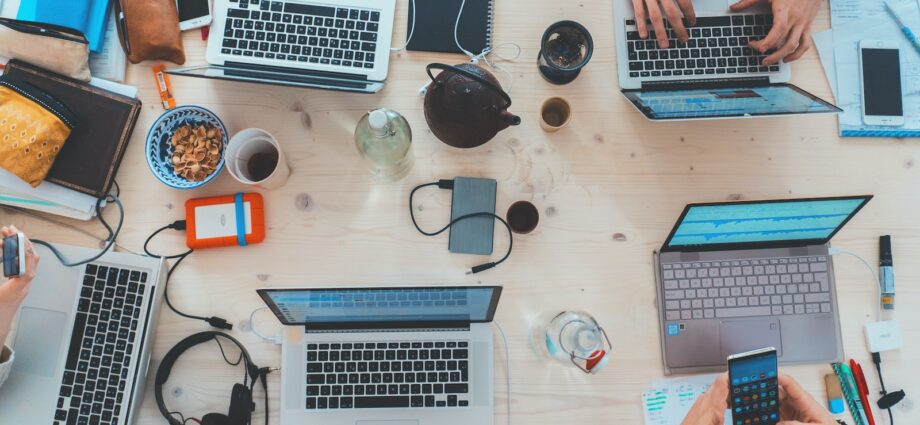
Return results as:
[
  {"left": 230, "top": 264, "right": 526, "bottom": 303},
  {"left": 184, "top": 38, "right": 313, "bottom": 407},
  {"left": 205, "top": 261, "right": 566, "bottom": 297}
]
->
[
  {"left": 307, "top": 374, "right": 325, "bottom": 384},
  {"left": 355, "top": 396, "right": 410, "bottom": 408},
  {"left": 283, "top": 3, "right": 334, "bottom": 16},
  {"left": 66, "top": 313, "right": 88, "bottom": 370},
  {"left": 445, "top": 383, "right": 468, "bottom": 394},
  {"left": 228, "top": 8, "right": 249, "bottom": 18}
]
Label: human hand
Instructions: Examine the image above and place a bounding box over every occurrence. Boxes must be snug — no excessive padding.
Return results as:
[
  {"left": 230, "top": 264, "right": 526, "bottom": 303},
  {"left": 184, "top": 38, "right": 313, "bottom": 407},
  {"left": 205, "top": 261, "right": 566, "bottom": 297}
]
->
[
  {"left": 730, "top": 0, "right": 822, "bottom": 65},
  {"left": 682, "top": 373, "right": 729, "bottom": 425},
  {"left": 776, "top": 374, "right": 837, "bottom": 425},
  {"left": 632, "top": 0, "right": 697, "bottom": 49},
  {"left": 0, "top": 225, "right": 40, "bottom": 345}
]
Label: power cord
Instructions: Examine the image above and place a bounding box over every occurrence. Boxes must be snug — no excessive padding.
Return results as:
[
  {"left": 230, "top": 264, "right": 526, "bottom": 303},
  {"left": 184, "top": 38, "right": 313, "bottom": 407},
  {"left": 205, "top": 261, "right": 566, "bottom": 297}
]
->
[
  {"left": 828, "top": 248, "right": 881, "bottom": 321},
  {"left": 409, "top": 180, "right": 513, "bottom": 274},
  {"left": 144, "top": 220, "right": 232, "bottom": 330},
  {"left": 872, "top": 351, "right": 906, "bottom": 425},
  {"left": 493, "top": 320, "right": 512, "bottom": 425},
  {"left": 249, "top": 307, "right": 282, "bottom": 345},
  {"left": 31, "top": 191, "right": 125, "bottom": 267}
]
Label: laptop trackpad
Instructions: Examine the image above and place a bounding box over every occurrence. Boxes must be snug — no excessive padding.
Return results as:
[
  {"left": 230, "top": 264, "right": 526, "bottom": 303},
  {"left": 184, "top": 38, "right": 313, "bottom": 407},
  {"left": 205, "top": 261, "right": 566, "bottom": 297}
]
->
[
  {"left": 719, "top": 319, "right": 782, "bottom": 359},
  {"left": 13, "top": 307, "right": 68, "bottom": 378},
  {"left": 356, "top": 421, "right": 419, "bottom": 425}
]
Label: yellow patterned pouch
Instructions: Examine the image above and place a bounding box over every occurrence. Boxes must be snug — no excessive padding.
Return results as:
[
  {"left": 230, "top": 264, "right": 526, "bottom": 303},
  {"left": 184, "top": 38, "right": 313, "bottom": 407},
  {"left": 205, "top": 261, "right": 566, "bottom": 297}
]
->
[{"left": 0, "top": 78, "right": 74, "bottom": 187}]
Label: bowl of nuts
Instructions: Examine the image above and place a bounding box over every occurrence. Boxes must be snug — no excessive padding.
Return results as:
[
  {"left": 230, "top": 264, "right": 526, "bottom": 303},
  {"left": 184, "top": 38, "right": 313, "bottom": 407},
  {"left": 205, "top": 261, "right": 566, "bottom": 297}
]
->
[{"left": 145, "top": 105, "right": 229, "bottom": 189}]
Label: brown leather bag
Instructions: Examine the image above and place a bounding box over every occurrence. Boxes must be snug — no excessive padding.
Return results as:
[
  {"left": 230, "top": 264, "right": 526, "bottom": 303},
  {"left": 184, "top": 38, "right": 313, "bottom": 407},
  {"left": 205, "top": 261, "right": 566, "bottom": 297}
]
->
[{"left": 115, "top": 0, "right": 186, "bottom": 64}]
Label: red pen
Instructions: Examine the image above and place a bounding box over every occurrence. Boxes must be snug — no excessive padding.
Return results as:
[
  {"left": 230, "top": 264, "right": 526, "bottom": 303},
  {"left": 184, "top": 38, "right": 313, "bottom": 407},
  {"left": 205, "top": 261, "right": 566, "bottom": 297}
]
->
[{"left": 850, "top": 359, "right": 876, "bottom": 425}]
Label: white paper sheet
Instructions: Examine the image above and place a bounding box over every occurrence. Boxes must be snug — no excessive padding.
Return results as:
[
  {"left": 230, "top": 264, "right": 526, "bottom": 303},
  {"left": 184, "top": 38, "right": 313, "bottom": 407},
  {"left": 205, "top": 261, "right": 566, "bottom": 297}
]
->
[{"left": 642, "top": 374, "right": 731, "bottom": 425}]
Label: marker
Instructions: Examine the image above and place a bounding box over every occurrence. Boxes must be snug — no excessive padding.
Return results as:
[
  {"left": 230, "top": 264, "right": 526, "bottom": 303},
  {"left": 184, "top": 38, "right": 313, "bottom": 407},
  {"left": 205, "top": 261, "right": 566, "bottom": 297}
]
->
[
  {"left": 879, "top": 235, "right": 894, "bottom": 310},
  {"left": 850, "top": 359, "right": 876, "bottom": 425},
  {"left": 839, "top": 363, "right": 871, "bottom": 425},
  {"left": 885, "top": 1, "right": 920, "bottom": 56}
]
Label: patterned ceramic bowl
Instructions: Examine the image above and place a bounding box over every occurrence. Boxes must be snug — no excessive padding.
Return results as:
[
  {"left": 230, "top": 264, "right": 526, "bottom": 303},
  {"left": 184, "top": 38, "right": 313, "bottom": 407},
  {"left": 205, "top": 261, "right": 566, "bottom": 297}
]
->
[{"left": 145, "top": 105, "right": 228, "bottom": 189}]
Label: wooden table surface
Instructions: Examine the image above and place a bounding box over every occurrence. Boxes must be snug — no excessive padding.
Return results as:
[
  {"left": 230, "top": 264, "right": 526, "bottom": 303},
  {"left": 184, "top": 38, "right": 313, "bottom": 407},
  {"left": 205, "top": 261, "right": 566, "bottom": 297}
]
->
[{"left": 4, "top": 0, "right": 920, "bottom": 423}]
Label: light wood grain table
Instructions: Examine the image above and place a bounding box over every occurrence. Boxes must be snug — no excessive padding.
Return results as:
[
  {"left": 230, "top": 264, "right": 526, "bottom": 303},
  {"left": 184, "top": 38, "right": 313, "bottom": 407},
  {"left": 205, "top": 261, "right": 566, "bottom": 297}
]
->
[{"left": 3, "top": 0, "right": 920, "bottom": 423}]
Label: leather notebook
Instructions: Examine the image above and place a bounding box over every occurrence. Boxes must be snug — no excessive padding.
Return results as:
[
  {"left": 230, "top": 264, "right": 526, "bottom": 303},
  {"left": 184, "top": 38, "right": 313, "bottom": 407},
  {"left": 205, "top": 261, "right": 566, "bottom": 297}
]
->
[
  {"left": 3, "top": 59, "right": 141, "bottom": 198},
  {"left": 407, "top": 0, "right": 493, "bottom": 54}
]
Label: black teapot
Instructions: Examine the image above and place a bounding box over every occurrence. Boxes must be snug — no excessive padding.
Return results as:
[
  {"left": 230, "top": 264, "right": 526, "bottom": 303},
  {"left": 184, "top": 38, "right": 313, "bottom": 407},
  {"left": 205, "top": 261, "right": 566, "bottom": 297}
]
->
[{"left": 424, "top": 63, "right": 521, "bottom": 149}]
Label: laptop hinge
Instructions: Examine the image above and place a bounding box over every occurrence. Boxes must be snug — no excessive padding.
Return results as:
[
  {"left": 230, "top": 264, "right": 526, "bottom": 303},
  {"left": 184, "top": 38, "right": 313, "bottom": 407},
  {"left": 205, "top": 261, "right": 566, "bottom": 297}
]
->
[
  {"left": 304, "top": 321, "right": 472, "bottom": 333},
  {"left": 640, "top": 76, "right": 770, "bottom": 92},
  {"left": 225, "top": 60, "right": 370, "bottom": 81}
]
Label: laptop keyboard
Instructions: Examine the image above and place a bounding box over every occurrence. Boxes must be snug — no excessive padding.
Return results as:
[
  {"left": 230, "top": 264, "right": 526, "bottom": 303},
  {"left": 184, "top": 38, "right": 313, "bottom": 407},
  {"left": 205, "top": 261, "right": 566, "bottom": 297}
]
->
[
  {"left": 306, "top": 341, "right": 471, "bottom": 410},
  {"left": 662, "top": 256, "right": 832, "bottom": 321},
  {"left": 625, "top": 15, "right": 781, "bottom": 78},
  {"left": 222, "top": 0, "right": 381, "bottom": 69},
  {"left": 54, "top": 264, "right": 148, "bottom": 425}
]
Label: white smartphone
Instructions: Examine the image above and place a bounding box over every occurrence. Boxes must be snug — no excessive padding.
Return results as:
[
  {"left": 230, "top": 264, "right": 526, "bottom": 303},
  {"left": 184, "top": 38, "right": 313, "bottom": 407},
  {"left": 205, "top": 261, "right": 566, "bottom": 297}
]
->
[
  {"left": 859, "top": 40, "right": 905, "bottom": 127},
  {"left": 177, "top": 0, "right": 212, "bottom": 31}
]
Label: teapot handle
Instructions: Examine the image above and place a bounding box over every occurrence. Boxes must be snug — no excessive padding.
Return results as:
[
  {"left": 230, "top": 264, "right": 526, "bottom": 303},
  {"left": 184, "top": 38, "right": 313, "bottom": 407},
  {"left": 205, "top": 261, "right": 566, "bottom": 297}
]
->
[{"left": 426, "top": 63, "right": 512, "bottom": 108}]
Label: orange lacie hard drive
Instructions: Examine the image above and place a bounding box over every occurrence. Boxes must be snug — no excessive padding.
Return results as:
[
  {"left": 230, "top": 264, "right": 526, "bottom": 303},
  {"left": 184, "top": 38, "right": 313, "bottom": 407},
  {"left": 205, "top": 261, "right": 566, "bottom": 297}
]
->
[{"left": 185, "top": 193, "right": 265, "bottom": 249}]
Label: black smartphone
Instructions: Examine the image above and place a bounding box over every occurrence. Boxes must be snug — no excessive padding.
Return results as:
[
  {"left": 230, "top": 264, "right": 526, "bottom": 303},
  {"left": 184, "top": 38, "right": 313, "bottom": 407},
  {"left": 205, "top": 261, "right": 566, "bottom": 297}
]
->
[
  {"left": 728, "top": 347, "right": 780, "bottom": 425},
  {"left": 2, "top": 233, "right": 26, "bottom": 278}
]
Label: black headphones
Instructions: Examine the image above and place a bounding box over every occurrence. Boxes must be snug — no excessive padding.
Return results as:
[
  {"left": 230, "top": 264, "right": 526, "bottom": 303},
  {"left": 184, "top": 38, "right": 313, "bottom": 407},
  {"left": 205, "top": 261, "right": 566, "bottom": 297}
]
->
[{"left": 155, "top": 332, "right": 270, "bottom": 425}]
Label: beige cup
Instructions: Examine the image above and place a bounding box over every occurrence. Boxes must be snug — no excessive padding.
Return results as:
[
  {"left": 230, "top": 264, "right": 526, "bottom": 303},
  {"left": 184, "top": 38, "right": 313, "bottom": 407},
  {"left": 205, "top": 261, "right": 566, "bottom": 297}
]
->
[
  {"left": 226, "top": 128, "right": 291, "bottom": 190},
  {"left": 540, "top": 97, "right": 572, "bottom": 132}
]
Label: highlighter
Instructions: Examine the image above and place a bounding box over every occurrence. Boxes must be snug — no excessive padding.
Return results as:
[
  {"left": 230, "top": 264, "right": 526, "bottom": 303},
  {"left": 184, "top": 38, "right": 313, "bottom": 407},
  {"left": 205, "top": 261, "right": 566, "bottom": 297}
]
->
[{"left": 879, "top": 235, "right": 894, "bottom": 310}]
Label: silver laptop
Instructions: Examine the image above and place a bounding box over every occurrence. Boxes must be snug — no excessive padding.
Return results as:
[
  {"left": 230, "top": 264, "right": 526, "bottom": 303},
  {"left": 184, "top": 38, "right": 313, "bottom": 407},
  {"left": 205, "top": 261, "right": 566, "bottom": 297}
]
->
[
  {"left": 168, "top": 0, "right": 396, "bottom": 93},
  {"left": 613, "top": 0, "right": 841, "bottom": 120},
  {"left": 654, "top": 196, "right": 872, "bottom": 374},
  {"left": 0, "top": 243, "right": 167, "bottom": 424},
  {"left": 257, "top": 286, "right": 502, "bottom": 425}
]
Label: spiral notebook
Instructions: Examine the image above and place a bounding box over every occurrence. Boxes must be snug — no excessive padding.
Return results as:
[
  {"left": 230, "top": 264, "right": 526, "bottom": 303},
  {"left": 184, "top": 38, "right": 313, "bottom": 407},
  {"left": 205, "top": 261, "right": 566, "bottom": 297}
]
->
[{"left": 406, "top": 0, "right": 493, "bottom": 54}]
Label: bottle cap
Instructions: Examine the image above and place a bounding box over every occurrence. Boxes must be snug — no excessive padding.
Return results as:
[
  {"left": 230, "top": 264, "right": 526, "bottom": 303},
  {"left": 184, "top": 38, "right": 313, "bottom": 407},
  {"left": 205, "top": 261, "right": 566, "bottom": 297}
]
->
[{"left": 368, "top": 109, "right": 389, "bottom": 130}]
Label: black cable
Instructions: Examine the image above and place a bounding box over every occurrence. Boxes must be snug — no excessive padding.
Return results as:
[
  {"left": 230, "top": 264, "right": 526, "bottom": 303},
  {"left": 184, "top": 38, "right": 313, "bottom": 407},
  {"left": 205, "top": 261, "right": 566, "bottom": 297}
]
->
[
  {"left": 409, "top": 180, "right": 514, "bottom": 274},
  {"left": 31, "top": 193, "right": 124, "bottom": 267},
  {"left": 144, "top": 221, "right": 232, "bottom": 330},
  {"left": 873, "top": 351, "right": 905, "bottom": 425}
]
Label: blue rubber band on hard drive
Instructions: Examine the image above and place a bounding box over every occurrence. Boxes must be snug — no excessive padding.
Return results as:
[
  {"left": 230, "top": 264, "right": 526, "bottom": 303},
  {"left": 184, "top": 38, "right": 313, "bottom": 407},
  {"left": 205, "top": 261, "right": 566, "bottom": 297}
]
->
[{"left": 235, "top": 193, "right": 247, "bottom": 246}]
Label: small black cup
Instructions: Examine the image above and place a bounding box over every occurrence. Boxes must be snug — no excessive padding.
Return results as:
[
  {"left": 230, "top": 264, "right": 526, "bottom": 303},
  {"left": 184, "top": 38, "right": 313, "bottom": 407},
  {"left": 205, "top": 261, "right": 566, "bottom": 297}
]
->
[
  {"left": 506, "top": 201, "right": 540, "bottom": 234},
  {"left": 538, "top": 20, "right": 594, "bottom": 85}
]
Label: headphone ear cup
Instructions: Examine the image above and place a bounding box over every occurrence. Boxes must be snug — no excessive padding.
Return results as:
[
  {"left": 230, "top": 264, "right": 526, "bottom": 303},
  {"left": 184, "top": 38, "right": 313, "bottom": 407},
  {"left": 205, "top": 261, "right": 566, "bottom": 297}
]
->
[
  {"left": 227, "top": 383, "right": 254, "bottom": 425},
  {"left": 201, "top": 413, "right": 233, "bottom": 425}
]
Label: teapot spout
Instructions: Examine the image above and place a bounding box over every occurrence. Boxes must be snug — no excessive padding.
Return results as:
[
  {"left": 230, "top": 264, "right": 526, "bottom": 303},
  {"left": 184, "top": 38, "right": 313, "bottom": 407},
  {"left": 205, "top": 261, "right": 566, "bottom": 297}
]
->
[{"left": 502, "top": 111, "right": 522, "bottom": 126}]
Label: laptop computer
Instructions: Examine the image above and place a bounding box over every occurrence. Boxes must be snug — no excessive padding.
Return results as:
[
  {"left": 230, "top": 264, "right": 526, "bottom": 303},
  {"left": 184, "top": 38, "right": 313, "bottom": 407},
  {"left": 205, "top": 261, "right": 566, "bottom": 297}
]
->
[
  {"left": 613, "top": 0, "right": 841, "bottom": 120},
  {"left": 653, "top": 196, "right": 872, "bottom": 374},
  {"left": 0, "top": 243, "right": 167, "bottom": 424},
  {"left": 256, "top": 286, "right": 502, "bottom": 425},
  {"left": 168, "top": 0, "right": 396, "bottom": 93}
]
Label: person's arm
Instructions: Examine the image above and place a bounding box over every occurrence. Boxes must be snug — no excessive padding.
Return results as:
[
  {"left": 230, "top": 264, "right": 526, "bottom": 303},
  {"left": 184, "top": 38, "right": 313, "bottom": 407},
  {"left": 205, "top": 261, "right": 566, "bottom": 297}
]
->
[{"left": 0, "top": 225, "right": 40, "bottom": 389}]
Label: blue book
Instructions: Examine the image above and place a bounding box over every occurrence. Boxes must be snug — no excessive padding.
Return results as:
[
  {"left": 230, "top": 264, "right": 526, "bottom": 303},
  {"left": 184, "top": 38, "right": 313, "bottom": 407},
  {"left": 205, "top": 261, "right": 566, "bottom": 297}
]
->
[{"left": 17, "top": 0, "right": 112, "bottom": 53}]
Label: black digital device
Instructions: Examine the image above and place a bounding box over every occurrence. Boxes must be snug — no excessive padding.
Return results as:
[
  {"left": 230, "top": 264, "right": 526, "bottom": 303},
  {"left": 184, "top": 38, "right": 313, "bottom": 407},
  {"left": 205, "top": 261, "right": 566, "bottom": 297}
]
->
[
  {"left": 448, "top": 177, "right": 497, "bottom": 255},
  {"left": 728, "top": 347, "right": 780, "bottom": 425},
  {"left": 2, "top": 233, "right": 25, "bottom": 278},
  {"left": 859, "top": 41, "right": 904, "bottom": 126}
]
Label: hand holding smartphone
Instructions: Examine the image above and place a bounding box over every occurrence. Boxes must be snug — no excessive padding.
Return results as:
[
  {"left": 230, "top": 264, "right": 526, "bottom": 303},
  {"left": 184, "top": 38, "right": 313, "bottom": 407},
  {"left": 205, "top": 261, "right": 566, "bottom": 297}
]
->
[
  {"left": 2, "top": 233, "right": 26, "bottom": 278},
  {"left": 728, "top": 347, "right": 780, "bottom": 425}
]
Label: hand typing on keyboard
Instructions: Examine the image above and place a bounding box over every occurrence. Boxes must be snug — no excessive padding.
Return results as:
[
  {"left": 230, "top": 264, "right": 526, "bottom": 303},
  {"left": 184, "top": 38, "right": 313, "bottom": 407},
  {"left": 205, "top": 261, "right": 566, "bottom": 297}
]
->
[
  {"left": 0, "top": 225, "right": 39, "bottom": 358},
  {"left": 631, "top": 0, "right": 696, "bottom": 48},
  {"left": 730, "top": 0, "right": 822, "bottom": 65}
]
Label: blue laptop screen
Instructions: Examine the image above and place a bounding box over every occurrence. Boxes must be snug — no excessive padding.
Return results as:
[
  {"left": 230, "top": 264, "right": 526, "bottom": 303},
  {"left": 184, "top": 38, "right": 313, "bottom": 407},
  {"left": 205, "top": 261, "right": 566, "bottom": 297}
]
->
[
  {"left": 623, "top": 85, "right": 840, "bottom": 120},
  {"left": 666, "top": 198, "right": 868, "bottom": 248},
  {"left": 262, "top": 287, "right": 499, "bottom": 324}
]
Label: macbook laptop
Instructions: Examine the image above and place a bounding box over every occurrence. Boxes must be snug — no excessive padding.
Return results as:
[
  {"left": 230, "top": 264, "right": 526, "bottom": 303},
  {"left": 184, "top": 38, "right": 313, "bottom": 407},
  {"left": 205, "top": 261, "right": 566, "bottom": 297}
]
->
[
  {"left": 653, "top": 196, "right": 872, "bottom": 374},
  {"left": 613, "top": 0, "right": 841, "bottom": 120},
  {"left": 168, "top": 0, "right": 396, "bottom": 93},
  {"left": 0, "top": 243, "right": 167, "bottom": 424},
  {"left": 257, "top": 286, "right": 502, "bottom": 425}
]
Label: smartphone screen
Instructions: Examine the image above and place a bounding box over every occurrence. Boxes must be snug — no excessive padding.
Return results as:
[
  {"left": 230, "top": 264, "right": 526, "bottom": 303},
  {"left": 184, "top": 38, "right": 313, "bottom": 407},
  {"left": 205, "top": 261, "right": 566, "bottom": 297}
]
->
[
  {"left": 2, "top": 235, "right": 21, "bottom": 277},
  {"left": 728, "top": 348, "right": 779, "bottom": 425},
  {"left": 177, "top": 0, "right": 209, "bottom": 22},
  {"left": 861, "top": 48, "right": 903, "bottom": 117}
]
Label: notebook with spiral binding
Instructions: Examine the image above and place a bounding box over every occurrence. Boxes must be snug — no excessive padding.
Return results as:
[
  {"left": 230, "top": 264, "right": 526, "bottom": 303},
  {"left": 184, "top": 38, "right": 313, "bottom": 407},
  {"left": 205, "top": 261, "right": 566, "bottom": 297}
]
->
[{"left": 406, "top": 0, "right": 493, "bottom": 54}]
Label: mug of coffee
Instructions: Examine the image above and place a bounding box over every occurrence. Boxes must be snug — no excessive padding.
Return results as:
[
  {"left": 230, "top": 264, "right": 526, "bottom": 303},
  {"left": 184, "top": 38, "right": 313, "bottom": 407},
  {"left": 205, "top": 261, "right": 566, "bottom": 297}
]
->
[
  {"left": 540, "top": 97, "right": 572, "bottom": 132},
  {"left": 226, "top": 128, "right": 290, "bottom": 189},
  {"left": 506, "top": 201, "right": 539, "bottom": 234}
]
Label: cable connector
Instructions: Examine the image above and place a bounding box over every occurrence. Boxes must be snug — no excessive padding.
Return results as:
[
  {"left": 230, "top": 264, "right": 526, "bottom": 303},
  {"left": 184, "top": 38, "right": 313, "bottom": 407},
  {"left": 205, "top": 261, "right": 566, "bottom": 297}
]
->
[
  {"left": 437, "top": 179, "right": 454, "bottom": 190},
  {"left": 169, "top": 220, "right": 187, "bottom": 231},
  {"left": 468, "top": 262, "right": 496, "bottom": 274},
  {"left": 207, "top": 316, "right": 233, "bottom": 330}
]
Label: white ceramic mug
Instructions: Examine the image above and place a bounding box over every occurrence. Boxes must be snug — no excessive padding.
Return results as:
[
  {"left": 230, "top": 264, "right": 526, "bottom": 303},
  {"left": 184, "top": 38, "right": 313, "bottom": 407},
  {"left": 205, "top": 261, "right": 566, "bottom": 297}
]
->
[
  {"left": 539, "top": 97, "right": 572, "bottom": 132},
  {"left": 225, "top": 128, "right": 290, "bottom": 189}
]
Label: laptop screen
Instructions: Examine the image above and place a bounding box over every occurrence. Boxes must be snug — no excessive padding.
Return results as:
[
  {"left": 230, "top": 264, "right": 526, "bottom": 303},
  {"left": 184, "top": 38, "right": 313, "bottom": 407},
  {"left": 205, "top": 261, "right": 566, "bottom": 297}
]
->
[
  {"left": 258, "top": 286, "right": 502, "bottom": 326},
  {"left": 622, "top": 83, "right": 841, "bottom": 120},
  {"left": 662, "top": 196, "right": 872, "bottom": 251}
]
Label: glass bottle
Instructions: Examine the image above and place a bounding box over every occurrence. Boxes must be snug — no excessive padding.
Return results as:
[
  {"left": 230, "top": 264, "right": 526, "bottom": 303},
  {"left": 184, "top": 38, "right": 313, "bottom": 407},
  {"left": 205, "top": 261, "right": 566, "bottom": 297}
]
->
[{"left": 354, "top": 108, "right": 413, "bottom": 182}]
